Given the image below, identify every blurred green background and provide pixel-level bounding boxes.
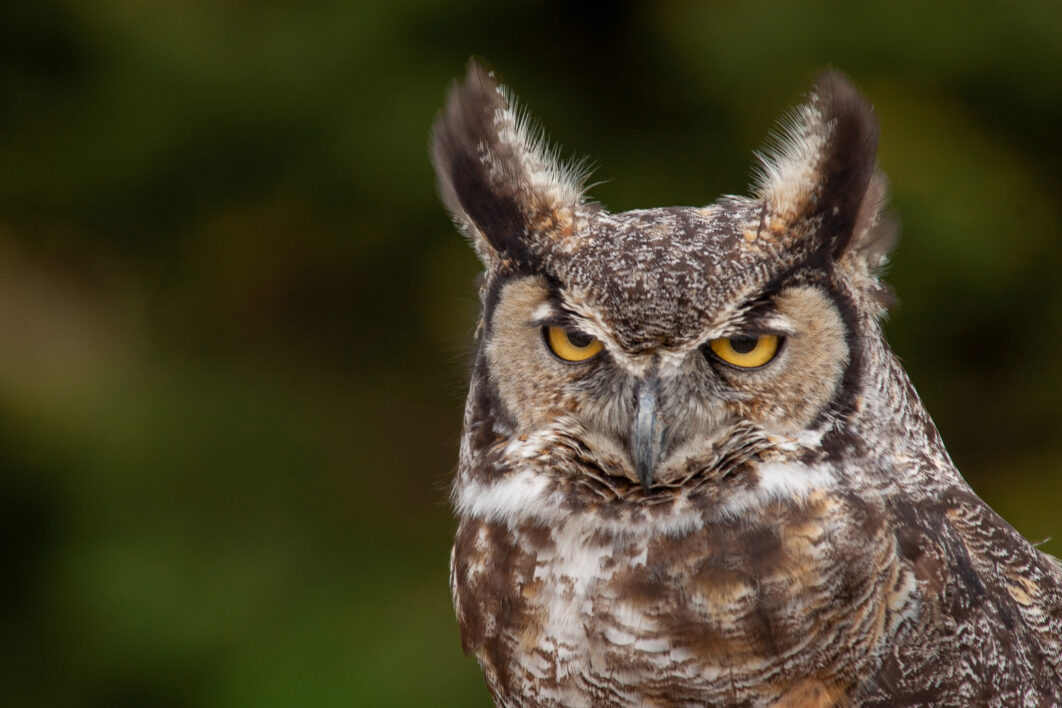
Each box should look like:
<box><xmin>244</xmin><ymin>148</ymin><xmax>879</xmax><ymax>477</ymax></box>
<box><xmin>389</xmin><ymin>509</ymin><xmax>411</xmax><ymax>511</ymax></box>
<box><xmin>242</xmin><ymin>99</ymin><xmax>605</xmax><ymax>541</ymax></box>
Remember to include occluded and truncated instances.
<box><xmin>2</xmin><ymin>1</ymin><xmax>1061</xmax><ymax>705</ymax></box>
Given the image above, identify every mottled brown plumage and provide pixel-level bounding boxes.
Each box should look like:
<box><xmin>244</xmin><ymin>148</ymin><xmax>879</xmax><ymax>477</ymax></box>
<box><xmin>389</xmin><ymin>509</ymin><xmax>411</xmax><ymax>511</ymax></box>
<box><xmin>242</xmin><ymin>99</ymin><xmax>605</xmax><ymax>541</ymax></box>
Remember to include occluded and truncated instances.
<box><xmin>432</xmin><ymin>61</ymin><xmax>1062</xmax><ymax>707</ymax></box>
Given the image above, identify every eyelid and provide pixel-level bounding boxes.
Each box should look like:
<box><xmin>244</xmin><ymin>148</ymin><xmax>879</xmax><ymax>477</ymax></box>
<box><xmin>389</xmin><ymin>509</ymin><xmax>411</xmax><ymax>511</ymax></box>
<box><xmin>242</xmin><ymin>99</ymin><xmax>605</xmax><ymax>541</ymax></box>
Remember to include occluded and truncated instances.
<box><xmin>532</xmin><ymin>310</ymin><xmax>588</xmax><ymax>332</ymax></box>
<box><xmin>739</xmin><ymin>328</ymin><xmax>786</xmax><ymax>339</ymax></box>
<box><xmin>721</xmin><ymin>312</ymin><xmax>794</xmax><ymax>338</ymax></box>
<box><xmin>745</xmin><ymin>312</ymin><xmax>794</xmax><ymax>335</ymax></box>
<box><xmin>711</xmin><ymin>327</ymin><xmax>788</xmax><ymax>343</ymax></box>
<box><xmin>533</xmin><ymin>316</ymin><xmax>575</xmax><ymax>330</ymax></box>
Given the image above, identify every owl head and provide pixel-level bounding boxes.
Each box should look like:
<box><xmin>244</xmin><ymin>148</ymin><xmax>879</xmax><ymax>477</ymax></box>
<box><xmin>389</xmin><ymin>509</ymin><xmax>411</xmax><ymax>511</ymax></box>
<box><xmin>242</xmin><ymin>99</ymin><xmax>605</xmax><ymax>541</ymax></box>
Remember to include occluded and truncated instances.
<box><xmin>432</xmin><ymin>62</ymin><xmax>901</xmax><ymax>515</ymax></box>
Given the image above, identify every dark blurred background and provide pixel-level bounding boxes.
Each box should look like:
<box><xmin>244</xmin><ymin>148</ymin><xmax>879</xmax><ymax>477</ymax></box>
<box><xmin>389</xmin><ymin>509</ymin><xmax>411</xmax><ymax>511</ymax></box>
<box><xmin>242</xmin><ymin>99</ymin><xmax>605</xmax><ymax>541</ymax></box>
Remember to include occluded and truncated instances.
<box><xmin>2</xmin><ymin>1</ymin><xmax>1060</xmax><ymax>705</ymax></box>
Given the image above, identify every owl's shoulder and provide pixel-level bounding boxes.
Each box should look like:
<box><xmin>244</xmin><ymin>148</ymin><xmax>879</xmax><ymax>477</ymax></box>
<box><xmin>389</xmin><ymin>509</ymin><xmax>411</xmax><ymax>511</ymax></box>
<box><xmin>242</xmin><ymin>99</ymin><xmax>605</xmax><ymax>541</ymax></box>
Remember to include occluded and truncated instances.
<box><xmin>860</xmin><ymin>486</ymin><xmax>1062</xmax><ymax>703</ymax></box>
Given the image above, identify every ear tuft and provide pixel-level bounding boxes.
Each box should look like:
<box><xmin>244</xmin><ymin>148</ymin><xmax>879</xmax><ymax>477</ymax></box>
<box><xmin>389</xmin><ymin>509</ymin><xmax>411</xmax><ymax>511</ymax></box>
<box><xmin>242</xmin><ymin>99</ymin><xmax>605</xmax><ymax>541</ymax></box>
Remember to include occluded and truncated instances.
<box><xmin>753</xmin><ymin>71</ymin><xmax>882</xmax><ymax>262</ymax></box>
<box><xmin>849</xmin><ymin>170</ymin><xmax>898</xmax><ymax>269</ymax></box>
<box><xmin>431</xmin><ymin>60</ymin><xmax>587</xmax><ymax>267</ymax></box>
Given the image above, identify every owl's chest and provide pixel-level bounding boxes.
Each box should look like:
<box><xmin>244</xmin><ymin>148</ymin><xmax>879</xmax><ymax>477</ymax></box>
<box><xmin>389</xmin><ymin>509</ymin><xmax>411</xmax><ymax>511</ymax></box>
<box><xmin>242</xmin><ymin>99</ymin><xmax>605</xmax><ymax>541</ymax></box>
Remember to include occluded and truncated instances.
<box><xmin>451</xmin><ymin>491</ymin><xmax>910</xmax><ymax>706</ymax></box>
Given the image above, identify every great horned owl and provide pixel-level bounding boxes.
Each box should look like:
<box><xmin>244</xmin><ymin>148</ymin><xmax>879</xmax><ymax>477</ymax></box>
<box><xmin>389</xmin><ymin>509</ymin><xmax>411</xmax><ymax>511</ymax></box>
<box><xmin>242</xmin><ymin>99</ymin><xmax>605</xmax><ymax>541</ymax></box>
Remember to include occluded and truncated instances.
<box><xmin>431</xmin><ymin>62</ymin><xmax>1062</xmax><ymax>707</ymax></box>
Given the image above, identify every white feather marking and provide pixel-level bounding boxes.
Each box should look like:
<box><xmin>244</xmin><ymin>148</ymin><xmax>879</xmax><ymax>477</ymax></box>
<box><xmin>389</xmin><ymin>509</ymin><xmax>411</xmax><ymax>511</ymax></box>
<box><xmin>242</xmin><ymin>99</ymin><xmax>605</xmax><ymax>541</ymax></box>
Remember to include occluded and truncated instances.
<box><xmin>751</xmin><ymin>97</ymin><xmax>831</xmax><ymax>218</ymax></box>
<box><xmin>530</xmin><ymin>516</ymin><xmax>635</xmax><ymax>696</ymax></box>
<box><xmin>603</xmin><ymin>626</ymin><xmax>636</xmax><ymax>646</ymax></box>
<box><xmin>455</xmin><ymin>468</ymin><xmax>550</xmax><ymax>525</ymax></box>
<box><xmin>460</xmin><ymin>430</ymin><xmax>709</xmax><ymax>535</ymax></box>
<box><xmin>633</xmin><ymin>636</ymin><xmax>670</xmax><ymax>653</ymax></box>
<box><xmin>720</xmin><ymin>461</ymin><xmax>837</xmax><ymax>518</ymax></box>
<box><xmin>531</xmin><ymin>302</ymin><xmax>554</xmax><ymax>321</ymax></box>
<box><xmin>887</xmin><ymin>567</ymin><xmax>920</xmax><ymax>635</ymax></box>
<box><xmin>492</xmin><ymin>84</ymin><xmax>588</xmax><ymax>209</ymax></box>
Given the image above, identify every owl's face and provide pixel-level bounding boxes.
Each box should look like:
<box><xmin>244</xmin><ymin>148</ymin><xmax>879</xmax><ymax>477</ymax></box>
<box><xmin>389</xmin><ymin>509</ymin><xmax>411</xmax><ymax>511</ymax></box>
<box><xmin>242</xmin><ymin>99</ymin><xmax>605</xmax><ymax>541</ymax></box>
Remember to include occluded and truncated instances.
<box><xmin>434</xmin><ymin>64</ymin><xmax>896</xmax><ymax>505</ymax></box>
<box><xmin>484</xmin><ymin>222</ymin><xmax>852</xmax><ymax>491</ymax></box>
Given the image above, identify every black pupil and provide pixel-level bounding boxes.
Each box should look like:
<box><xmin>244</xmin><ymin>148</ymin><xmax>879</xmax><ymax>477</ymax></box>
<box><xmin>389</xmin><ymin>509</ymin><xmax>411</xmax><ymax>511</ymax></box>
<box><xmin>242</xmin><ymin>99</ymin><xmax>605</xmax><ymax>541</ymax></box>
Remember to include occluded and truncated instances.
<box><xmin>729</xmin><ymin>336</ymin><xmax>760</xmax><ymax>354</ymax></box>
<box><xmin>566</xmin><ymin>329</ymin><xmax>594</xmax><ymax>348</ymax></box>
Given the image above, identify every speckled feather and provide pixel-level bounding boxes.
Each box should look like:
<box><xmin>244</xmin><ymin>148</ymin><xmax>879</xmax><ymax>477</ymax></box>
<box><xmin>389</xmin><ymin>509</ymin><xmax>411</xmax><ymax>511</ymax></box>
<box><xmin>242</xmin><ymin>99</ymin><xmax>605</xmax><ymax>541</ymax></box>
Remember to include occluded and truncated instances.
<box><xmin>432</xmin><ymin>62</ymin><xmax>1062</xmax><ymax>707</ymax></box>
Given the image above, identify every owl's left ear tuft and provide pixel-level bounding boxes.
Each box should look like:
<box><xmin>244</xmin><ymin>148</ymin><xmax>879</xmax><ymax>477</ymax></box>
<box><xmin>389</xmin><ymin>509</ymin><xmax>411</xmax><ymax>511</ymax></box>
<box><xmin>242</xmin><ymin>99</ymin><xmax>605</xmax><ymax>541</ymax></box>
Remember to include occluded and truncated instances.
<box><xmin>754</xmin><ymin>71</ymin><xmax>893</xmax><ymax>269</ymax></box>
<box><xmin>431</xmin><ymin>60</ymin><xmax>587</xmax><ymax>269</ymax></box>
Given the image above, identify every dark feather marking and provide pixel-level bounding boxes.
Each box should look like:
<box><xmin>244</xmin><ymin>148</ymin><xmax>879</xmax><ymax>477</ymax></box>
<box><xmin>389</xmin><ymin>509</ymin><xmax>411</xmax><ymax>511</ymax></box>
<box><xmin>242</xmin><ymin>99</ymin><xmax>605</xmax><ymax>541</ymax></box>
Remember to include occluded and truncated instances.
<box><xmin>480</xmin><ymin>269</ymin><xmax>532</xmax><ymax>337</ymax></box>
<box><xmin>466</xmin><ymin>350</ymin><xmax>515</xmax><ymax>454</ymax></box>
<box><xmin>449</xmin><ymin>153</ymin><xmax>536</xmax><ymax>266</ymax></box>
<box><xmin>431</xmin><ymin>61</ymin><xmax>543</xmax><ymax>269</ymax></box>
<box><xmin>453</xmin><ymin>519</ymin><xmax>545</xmax><ymax>700</ymax></box>
<box><xmin>817</xmin><ymin>274</ymin><xmax>872</xmax><ymax>454</ymax></box>
<box><xmin>810</xmin><ymin>71</ymin><xmax>881</xmax><ymax>260</ymax></box>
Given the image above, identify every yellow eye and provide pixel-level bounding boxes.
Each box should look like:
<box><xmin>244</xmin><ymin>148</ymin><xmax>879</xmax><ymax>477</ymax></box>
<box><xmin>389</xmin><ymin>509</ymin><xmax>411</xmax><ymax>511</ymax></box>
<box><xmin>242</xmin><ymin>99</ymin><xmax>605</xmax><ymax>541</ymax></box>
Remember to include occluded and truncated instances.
<box><xmin>708</xmin><ymin>334</ymin><xmax>781</xmax><ymax>369</ymax></box>
<box><xmin>545</xmin><ymin>325</ymin><xmax>603</xmax><ymax>362</ymax></box>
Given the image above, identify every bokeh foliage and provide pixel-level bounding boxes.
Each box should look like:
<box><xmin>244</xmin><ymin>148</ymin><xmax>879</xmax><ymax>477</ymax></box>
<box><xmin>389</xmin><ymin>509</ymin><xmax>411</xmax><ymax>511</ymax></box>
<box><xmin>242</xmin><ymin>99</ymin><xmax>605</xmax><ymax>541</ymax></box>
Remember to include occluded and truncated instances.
<box><xmin>1</xmin><ymin>1</ymin><xmax>1060</xmax><ymax>705</ymax></box>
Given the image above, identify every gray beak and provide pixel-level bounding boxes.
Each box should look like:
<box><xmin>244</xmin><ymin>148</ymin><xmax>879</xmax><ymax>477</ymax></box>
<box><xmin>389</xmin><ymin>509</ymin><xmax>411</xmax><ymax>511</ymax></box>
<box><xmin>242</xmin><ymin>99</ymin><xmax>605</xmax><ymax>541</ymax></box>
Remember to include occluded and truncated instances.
<box><xmin>632</xmin><ymin>377</ymin><xmax>663</xmax><ymax>492</ymax></box>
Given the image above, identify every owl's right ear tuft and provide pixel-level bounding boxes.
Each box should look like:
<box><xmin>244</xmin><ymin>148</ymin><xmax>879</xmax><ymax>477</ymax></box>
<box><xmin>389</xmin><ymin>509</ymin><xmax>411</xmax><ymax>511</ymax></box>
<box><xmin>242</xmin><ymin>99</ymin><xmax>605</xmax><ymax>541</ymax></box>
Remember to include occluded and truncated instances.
<box><xmin>753</xmin><ymin>72</ymin><xmax>889</xmax><ymax>263</ymax></box>
<box><xmin>431</xmin><ymin>60</ymin><xmax>586</xmax><ymax>269</ymax></box>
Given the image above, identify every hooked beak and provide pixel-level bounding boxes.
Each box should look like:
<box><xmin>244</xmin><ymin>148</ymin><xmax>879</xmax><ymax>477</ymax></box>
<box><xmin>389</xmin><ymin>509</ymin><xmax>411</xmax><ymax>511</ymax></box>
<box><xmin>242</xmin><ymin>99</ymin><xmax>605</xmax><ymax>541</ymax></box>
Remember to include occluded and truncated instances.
<box><xmin>631</xmin><ymin>376</ymin><xmax>663</xmax><ymax>492</ymax></box>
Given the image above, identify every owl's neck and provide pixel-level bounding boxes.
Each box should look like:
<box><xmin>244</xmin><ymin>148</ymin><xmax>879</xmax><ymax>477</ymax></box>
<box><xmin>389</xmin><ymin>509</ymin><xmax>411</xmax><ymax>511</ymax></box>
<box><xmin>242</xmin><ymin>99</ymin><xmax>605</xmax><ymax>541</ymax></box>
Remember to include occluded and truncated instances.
<box><xmin>838</xmin><ymin>336</ymin><xmax>961</xmax><ymax>491</ymax></box>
